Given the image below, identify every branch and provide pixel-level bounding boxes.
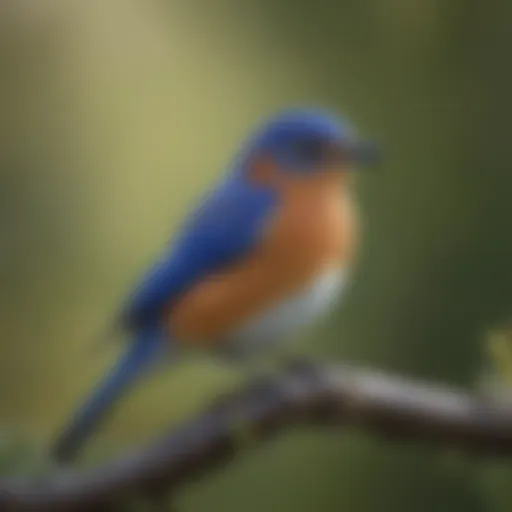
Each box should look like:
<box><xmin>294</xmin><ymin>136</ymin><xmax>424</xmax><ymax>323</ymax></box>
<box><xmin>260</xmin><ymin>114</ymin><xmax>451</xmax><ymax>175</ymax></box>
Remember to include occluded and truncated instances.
<box><xmin>2</xmin><ymin>362</ymin><xmax>512</xmax><ymax>511</ymax></box>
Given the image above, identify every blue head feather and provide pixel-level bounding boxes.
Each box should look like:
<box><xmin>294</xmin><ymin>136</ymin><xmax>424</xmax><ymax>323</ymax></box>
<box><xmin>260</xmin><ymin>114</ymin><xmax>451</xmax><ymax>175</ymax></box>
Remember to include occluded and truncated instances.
<box><xmin>233</xmin><ymin>107</ymin><xmax>378</xmax><ymax>176</ymax></box>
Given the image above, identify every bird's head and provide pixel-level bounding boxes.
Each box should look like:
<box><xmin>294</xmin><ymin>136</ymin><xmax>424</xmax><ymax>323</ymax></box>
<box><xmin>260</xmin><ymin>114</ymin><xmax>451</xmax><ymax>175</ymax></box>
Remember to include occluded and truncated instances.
<box><xmin>238</xmin><ymin>107</ymin><xmax>379</xmax><ymax>188</ymax></box>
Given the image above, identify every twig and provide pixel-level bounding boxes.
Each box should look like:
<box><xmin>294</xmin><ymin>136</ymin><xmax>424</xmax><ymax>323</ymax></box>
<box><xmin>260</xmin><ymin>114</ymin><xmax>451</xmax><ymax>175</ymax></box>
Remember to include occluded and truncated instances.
<box><xmin>1</xmin><ymin>362</ymin><xmax>512</xmax><ymax>511</ymax></box>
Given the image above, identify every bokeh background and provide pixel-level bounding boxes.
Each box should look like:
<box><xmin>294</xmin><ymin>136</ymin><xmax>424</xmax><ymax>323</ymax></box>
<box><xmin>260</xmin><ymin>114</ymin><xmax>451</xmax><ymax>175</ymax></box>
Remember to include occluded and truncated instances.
<box><xmin>1</xmin><ymin>0</ymin><xmax>512</xmax><ymax>510</ymax></box>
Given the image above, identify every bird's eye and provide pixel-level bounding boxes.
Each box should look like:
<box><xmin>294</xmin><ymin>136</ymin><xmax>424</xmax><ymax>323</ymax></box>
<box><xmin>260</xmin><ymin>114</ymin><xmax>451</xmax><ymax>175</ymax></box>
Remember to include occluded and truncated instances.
<box><xmin>293</xmin><ymin>138</ymin><xmax>327</xmax><ymax>162</ymax></box>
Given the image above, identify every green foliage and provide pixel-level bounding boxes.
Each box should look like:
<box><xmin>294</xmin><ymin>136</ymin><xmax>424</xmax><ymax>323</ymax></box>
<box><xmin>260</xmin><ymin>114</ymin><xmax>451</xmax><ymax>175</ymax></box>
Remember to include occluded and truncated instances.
<box><xmin>485</xmin><ymin>326</ymin><xmax>512</xmax><ymax>388</ymax></box>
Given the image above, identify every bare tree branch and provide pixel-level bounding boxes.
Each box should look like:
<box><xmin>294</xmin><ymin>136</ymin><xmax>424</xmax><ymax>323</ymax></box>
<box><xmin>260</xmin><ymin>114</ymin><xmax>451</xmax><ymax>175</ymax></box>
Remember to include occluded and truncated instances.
<box><xmin>2</xmin><ymin>362</ymin><xmax>512</xmax><ymax>511</ymax></box>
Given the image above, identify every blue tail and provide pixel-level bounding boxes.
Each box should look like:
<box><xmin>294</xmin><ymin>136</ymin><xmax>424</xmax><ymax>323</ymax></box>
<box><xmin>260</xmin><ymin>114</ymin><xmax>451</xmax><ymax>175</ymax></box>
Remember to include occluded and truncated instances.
<box><xmin>52</xmin><ymin>327</ymin><xmax>167</xmax><ymax>463</ymax></box>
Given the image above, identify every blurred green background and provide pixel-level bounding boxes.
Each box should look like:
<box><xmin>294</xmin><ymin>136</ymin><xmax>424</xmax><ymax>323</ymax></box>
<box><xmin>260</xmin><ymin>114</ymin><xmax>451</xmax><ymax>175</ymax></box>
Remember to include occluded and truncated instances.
<box><xmin>1</xmin><ymin>0</ymin><xmax>512</xmax><ymax>510</ymax></box>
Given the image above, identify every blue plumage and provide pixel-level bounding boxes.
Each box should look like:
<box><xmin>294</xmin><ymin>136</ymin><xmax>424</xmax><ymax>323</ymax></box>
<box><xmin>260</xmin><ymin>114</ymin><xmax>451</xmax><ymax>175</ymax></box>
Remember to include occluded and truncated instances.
<box><xmin>52</xmin><ymin>178</ymin><xmax>278</xmax><ymax>462</ymax></box>
<box><xmin>124</xmin><ymin>179</ymin><xmax>278</xmax><ymax>330</ymax></box>
<box><xmin>52</xmin><ymin>325</ymin><xmax>166</xmax><ymax>461</ymax></box>
<box><xmin>52</xmin><ymin>107</ymin><xmax>376</xmax><ymax>463</ymax></box>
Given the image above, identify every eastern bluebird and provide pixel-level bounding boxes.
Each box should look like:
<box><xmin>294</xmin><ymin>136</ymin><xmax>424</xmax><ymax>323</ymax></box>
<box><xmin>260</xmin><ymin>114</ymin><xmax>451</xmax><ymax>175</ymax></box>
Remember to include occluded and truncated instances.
<box><xmin>52</xmin><ymin>107</ymin><xmax>379</xmax><ymax>463</ymax></box>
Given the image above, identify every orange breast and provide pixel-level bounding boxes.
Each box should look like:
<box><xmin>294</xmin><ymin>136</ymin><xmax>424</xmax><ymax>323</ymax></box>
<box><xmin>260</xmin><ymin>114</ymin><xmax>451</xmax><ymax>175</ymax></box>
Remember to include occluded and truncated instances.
<box><xmin>168</xmin><ymin>184</ymin><xmax>359</xmax><ymax>346</ymax></box>
<box><xmin>277</xmin><ymin>183</ymin><xmax>358</xmax><ymax>269</ymax></box>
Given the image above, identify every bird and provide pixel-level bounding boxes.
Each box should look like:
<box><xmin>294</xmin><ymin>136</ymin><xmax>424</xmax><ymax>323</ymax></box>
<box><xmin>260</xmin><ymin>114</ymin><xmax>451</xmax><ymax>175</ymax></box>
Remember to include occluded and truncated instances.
<box><xmin>51</xmin><ymin>107</ymin><xmax>379</xmax><ymax>463</ymax></box>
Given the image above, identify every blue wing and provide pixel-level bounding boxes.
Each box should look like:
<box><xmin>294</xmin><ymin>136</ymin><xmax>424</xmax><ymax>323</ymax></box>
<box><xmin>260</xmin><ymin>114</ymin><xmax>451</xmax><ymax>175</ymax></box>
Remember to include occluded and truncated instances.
<box><xmin>51</xmin><ymin>178</ymin><xmax>278</xmax><ymax>463</ymax></box>
<box><xmin>123</xmin><ymin>179</ymin><xmax>278</xmax><ymax>331</ymax></box>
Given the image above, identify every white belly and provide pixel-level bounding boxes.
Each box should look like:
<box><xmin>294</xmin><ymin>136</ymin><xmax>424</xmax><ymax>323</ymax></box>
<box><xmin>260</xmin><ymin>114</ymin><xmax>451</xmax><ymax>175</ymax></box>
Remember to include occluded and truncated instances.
<box><xmin>220</xmin><ymin>267</ymin><xmax>349</xmax><ymax>357</ymax></box>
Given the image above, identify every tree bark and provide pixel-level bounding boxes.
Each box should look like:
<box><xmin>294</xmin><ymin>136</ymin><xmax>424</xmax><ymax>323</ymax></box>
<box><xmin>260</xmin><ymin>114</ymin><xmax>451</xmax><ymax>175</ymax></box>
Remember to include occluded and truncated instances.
<box><xmin>1</xmin><ymin>362</ymin><xmax>512</xmax><ymax>511</ymax></box>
